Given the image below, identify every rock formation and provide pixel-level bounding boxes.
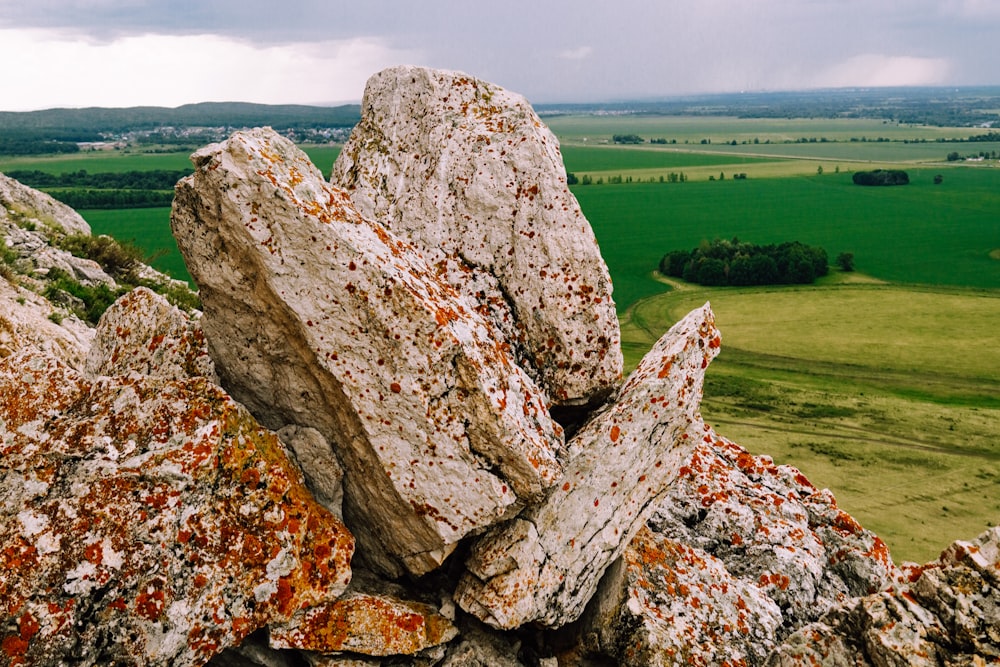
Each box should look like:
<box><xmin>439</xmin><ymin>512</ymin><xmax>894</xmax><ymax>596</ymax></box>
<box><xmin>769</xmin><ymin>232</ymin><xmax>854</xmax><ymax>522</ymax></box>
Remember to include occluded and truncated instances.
<box><xmin>2</xmin><ymin>67</ymin><xmax>998</xmax><ymax>666</ymax></box>
<box><xmin>0</xmin><ymin>349</ymin><xmax>354</xmax><ymax>666</ymax></box>
<box><xmin>332</xmin><ymin>66</ymin><xmax>622</xmax><ymax>410</ymax></box>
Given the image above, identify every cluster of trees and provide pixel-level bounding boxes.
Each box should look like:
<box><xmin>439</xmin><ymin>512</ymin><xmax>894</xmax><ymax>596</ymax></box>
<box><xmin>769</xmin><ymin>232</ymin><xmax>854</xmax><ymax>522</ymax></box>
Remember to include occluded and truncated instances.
<box><xmin>612</xmin><ymin>134</ymin><xmax>643</xmax><ymax>144</ymax></box>
<box><xmin>852</xmin><ymin>169</ymin><xmax>910</xmax><ymax>186</ymax></box>
<box><xmin>567</xmin><ymin>172</ymin><xmax>688</xmax><ymax>185</ymax></box>
<box><xmin>7</xmin><ymin>169</ymin><xmax>191</xmax><ymax>210</ymax></box>
<box><xmin>0</xmin><ymin>136</ymin><xmax>81</xmax><ymax>155</ymax></box>
<box><xmin>660</xmin><ymin>238</ymin><xmax>829</xmax><ymax>286</ymax></box>
<box><xmin>7</xmin><ymin>169</ymin><xmax>189</xmax><ymax>190</ymax></box>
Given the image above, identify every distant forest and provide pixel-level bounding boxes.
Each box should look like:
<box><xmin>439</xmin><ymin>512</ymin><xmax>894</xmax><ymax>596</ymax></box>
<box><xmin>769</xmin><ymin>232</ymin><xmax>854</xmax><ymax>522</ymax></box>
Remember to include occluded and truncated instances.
<box><xmin>0</xmin><ymin>102</ymin><xmax>361</xmax><ymax>155</ymax></box>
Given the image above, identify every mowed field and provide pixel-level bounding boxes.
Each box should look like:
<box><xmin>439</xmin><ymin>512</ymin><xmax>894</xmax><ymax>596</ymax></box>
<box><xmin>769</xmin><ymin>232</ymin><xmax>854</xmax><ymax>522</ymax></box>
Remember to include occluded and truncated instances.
<box><xmin>3</xmin><ymin>118</ymin><xmax>999</xmax><ymax>562</ymax></box>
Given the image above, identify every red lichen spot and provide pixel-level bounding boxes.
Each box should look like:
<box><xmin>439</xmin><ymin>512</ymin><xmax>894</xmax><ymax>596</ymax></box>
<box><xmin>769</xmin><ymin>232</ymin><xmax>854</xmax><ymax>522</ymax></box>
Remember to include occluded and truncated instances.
<box><xmin>135</xmin><ymin>588</ymin><xmax>166</xmax><ymax>621</ymax></box>
<box><xmin>610</xmin><ymin>424</ymin><xmax>621</xmax><ymax>442</ymax></box>
<box><xmin>109</xmin><ymin>597</ymin><xmax>127</xmax><ymax>612</ymax></box>
<box><xmin>562</xmin><ymin>482</ymin><xmax>571</xmax><ymax>492</ymax></box>
<box><xmin>390</xmin><ymin>382</ymin><xmax>402</xmax><ymax>393</ymax></box>
<box><xmin>594</xmin><ymin>498</ymin><xmax>600</xmax><ymax>507</ymax></box>
<box><xmin>83</xmin><ymin>541</ymin><xmax>103</xmax><ymax>565</ymax></box>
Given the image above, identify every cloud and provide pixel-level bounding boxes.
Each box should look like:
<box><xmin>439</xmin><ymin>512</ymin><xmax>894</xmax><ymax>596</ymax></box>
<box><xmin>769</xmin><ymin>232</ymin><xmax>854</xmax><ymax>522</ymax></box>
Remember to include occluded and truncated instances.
<box><xmin>557</xmin><ymin>46</ymin><xmax>593</xmax><ymax>61</ymax></box>
<box><xmin>816</xmin><ymin>54</ymin><xmax>952</xmax><ymax>88</ymax></box>
<box><xmin>0</xmin><ymin>29</ymin><xmax>420</xmax><ymax>109</ymax></box>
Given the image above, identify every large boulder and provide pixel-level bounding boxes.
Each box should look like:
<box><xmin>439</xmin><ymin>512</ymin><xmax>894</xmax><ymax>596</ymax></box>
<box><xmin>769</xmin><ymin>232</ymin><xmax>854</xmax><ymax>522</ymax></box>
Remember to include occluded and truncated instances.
<box><xmin>170</xmin><ymin>127</ymin><xmax>564</xmax><ymax>577</ymax></box>
<box><xmin>767</xmin><ymin>526</ymin><xmax>1000</xmax><ymax>666</ymax></box>
<box><xmin>332</xmin><ymin>66</ymin><xmax>622</xmax><ymax>409</ymax></box>
<box><xmin>0</xmin><ymin>272</ymin><xmax>94</xmax><ymax>369</ymax></box>
<box><xmin>578</xmin><ymin>423</ymin><xmax>898</xmax><ymax>665</ymax></box>
<box><xmin>1</xmin><ymin>172</ymin><xmax>91</xmax><ymax>236</ymax></box>
<box><xmin>455</xmin><ymin>304</ymin><xmax>719</xmax><ymax>629</ymax></box>
<box><xmin>0</xmin><ymin>349</ymin><xmax>354</xmax><ymax>666</ymax></box>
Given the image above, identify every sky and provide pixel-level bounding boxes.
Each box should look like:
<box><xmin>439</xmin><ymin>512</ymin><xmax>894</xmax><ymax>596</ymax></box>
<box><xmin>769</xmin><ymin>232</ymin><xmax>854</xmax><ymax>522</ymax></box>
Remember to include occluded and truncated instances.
<box><xmin>0</xmin><ymin>0</ymin><xmax>998</xmax><ymax>111</ymax></box>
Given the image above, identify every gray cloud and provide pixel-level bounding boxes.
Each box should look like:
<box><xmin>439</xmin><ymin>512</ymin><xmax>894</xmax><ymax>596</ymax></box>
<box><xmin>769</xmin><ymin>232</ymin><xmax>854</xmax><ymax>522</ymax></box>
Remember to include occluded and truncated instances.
<box><xmin>0</xmin><ymin>0</ymin><xmax>997</xmax><ymax>108</ymax></box>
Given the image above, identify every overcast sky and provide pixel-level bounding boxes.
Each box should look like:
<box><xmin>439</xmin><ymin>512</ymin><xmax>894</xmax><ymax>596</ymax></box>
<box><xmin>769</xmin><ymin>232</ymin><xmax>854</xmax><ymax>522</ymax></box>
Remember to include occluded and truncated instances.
<box><xmin>1</xmin><ymin>0</ymin><xmax>998</xmax><ymax>111</ymax></box>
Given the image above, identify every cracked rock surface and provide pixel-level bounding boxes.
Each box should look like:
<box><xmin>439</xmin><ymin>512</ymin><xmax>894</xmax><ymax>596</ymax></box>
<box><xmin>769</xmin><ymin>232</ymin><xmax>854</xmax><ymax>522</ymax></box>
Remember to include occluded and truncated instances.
<box><xmin>170</xmin><ymin>127</ymin><xmax>564</xmax><ymax>577</ymax></box>
<box><xmin>332</xmin><ymin>65</ymin><xmax>622</xmax><ymax>409</ymax></box>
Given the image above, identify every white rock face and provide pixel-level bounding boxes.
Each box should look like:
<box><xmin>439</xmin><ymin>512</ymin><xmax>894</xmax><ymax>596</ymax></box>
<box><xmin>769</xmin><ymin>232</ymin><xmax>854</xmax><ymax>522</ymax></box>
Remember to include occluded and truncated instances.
<box><xmin>84</xmin><ymin>286</ymin><xmax>217</xmax><ymax>382</ymax></box>
<box><xmin>455</xmin><ymin>303</ymin><xmax>720</xmax><ymax>629</ymax></box>
<box><xmin>170</xmin><ymin>128</ymin><xmax>564</xmax><ymax>577</ymax></box>
<box><xmin>332</xmin><ymin>66</ymin><xmax>622</xmax><ymax>408</ymax></box>
<box><xmin>0</xmin><ymin>274</ymin><xmax>94</xmax><ymax>369</ymax></box>
<box><xmin>0</xmin><ymin>172</ymin><xmax>91</xmax><ymax>236</ymax></box>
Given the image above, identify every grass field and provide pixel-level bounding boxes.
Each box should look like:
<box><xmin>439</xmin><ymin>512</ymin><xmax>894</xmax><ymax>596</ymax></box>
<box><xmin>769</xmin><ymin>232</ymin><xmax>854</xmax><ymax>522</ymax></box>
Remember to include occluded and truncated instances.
<box><xmin>80</xmin><ymin>207</ymin><xmax>190</xmax><ymax>282</ymax></box>
<box><xmin>573</xmin><ymin>168</ymin><xmax>1000</xmax><ymax>311</ymax></box>
<box><xmin>621</xmin><ymin>277</ymin><xmax>1000</xmax><ymax>562</ymax></box>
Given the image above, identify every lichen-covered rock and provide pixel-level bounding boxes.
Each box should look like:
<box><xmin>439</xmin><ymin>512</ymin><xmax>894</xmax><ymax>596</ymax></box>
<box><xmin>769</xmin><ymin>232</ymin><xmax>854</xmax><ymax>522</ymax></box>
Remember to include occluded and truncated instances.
<box><xmin>585</xmin><ymin>527</ymin><xmax>782</xmax><ymax>666</ymax></box>
<box><xmin>576</xmin><ymin>422</ymin><xmax>896</xmax><ymax>665</ymax></box>
<box><xmin>767</xmin><ymin>526</ymin><xmax>1000</xmax><ymax>666</ymax></box>
<box><xmin>85</xmin><ymin>286</ymin><xmax>217</xmax><ymax>382</ymax></box>
<box><xmin>648</xmin><ymin>424</ymin><xmax>897</xmax><ymax>634</ymax></box>
<box><xmin>332</xmin><ymin>66</ymin><xmax>622</xmax><ymax>408</ymax></box>
<box><xmin>269</xmin><ymin>592</ymin><xmax>458</xmax><ymax>657</ymax></box>
<box><xmin>170</xmin><ymin>127</ymin><xmax>564</xmax><ymax>577</ymax></box>
<box><xmin>0</xmin><ymin>273</ymin><xmax>94</xmax><ymax>368</ymax></box>
<box><xmin>0</xmin><ymin>349</ymin><xmax>354</xmax><ymax>667</ymax></box>
<box><xmin>455</xmin><ymin>304</ymin><xmax>719</xmax><ymax>629</ymax></box>
<box><xmin>1</xmin><ymin>172</ymin><xmax>91</xmax><ymax>236</ymax></box>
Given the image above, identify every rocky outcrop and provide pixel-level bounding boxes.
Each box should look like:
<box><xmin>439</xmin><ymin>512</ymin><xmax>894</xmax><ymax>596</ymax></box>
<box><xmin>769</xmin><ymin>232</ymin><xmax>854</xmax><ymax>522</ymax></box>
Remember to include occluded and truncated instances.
<box><xmin>2</xmin><ymin>67</ymin><xmax>996</xmax><ymax>667</ymax></box>
<box><xmin>455</xmin><ymin>304</ymin><xmax>719</xmax><ymax>629</ymax></box>
<box><xmin>1</xmin><ymin>172</ymin><xmax>91</xmax><ymax>236</ymax></box>
<box><xmin>332</xmin><ymin>66</ymin><xmax>622</xmax><ymax>409</ymax></box>
<box><xmin>84</xmin><ymin>285</ymin><xmax>217</xmax><ymax>382</ymax></box>
<box><xmin>0</xmin><ymin>274</ymin><xmax>94</xmax><ymax>368</ymax></box>
<box><xmin>0</xmin><ymin>349</ymin><xmax>355</xmax><ymax>666</ymax></box>
<box><xmin>768</xmin><ymin>526</ymin><xmax>1000</xmax><ymax>666</ymax></box>
<box><xmin>577</xmin><ymin>423</ymin><xmax>897</xmax><ymax>665</ymax></box>
<box><xmin>170</xmin><ymin>127</ymin><xmax>564</xmax><ymax>578</ymax></box>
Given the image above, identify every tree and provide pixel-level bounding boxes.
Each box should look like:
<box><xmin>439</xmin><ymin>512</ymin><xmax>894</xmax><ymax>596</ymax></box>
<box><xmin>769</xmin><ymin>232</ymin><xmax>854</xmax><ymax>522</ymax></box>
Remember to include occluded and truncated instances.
<box><xmin>836</xmin><ymin>252</ymin><xmax>855</xmax><ymax>272</ymax></box>
<box><xmin>933</xmin><ymin>174</ymin><xmax>944</xmax><ymax>185</ymax></box>
<box><xmin>816</xmin><ymin>165</ymin><xmax>824</xmax><ymax>175</ymax></box>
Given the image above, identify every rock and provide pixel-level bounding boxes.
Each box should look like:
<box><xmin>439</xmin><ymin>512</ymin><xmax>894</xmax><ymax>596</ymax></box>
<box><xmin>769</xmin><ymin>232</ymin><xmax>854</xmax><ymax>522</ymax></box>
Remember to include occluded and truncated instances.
<box><xmin>438</xmin><ymin>618</ymin><xmax>527</xmax><ymax>667</ymax></box>
<box><xmin>277</xmin><ymin>425</ymin><xmax>345</xmax><ymax>521</ymax></box>
<box><xmin>332</xmin><ymin>66</ymin><xmax>622</xmax><ymax>409</ymax></box>
<box><xmin>455</xmin><ymin>303</ymin><xmax>719</xmax><ymax>629</ymax></box>
<box><xmin>0</xmin><ymin>272</ymin><xmax>94</xmax><ymax>368</ymax></box>
<box><xmin>170</xmin><ymin>127</ymin><xmax>564</xmax><ymax>577</ymax></box>
<box><xmin>767</xmin><ymin>526</ymin><xmax>1000</xmax><ymax>666</ymax></box>
<box><xmin>646</xmin><ymin>423</ymin><xmax>897</xmax><ymax>631</ymax></box>
<box><xmin>0</xmin><ymin>172</ymin><xmax>91</xmax><ymax>236</ymax></box>
<box><xmin>0</xmin><ymin>349</ymin><xmax>354</xmax><ymax>667</ymax></box>
<box><xmin>269</xmin><ymin>592</ymin><xmax>458</xmax><ymax>657</ymax></box>
<box><xmin>584</xmin><ymin>527</ymin><xmax>783</xmax><ymax>665</ymax></box>
<box><xmin>84</xmin><ymin>286</ymin><xmax>218</xmax><ymax>382</ymax></box>
<box><xmin>577</xmin><ymin>422</ymin><xmax>896</xmax><ymax>665</ymax></box>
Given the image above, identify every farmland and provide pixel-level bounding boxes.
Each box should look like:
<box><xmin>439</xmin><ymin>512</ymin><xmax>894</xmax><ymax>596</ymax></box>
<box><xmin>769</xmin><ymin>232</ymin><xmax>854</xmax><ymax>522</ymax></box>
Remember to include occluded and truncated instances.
<box><xmin>3</xmin><ymin>102</ymin><xmax>1000</xmax><ymax>562</ymax></box>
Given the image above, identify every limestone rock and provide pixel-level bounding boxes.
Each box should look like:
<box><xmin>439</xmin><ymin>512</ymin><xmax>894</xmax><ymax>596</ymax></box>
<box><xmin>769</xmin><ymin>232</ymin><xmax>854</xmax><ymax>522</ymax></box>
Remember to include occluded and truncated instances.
<box><xmin>84</xmin><ymin>286</ymin><xmax>218</xmax><ymax>382</ymax></box>
<box><xmin>455</xmin><ymin>303</ymin><xmax>719</xmax><ymax>629</ymax></box>
<box><xmin>578</xmin><ymin>422</ymin><xmax>897</xmax><ymax>665</ymax></box>
<box><xmin>767</xmin><ymin>526</ymin><xmax>1000</xmax><ymax>666</ymax></box>
<box><xmin>0</xmin><ymin>273</ymin><xmax>94</xmax><ymax>368</ymax></box>
<box><xmin>170</xmin><ymin>127</ymin><xmax>564</xmax><ymax>577</ymax></box>
<box><xmin>269</xmin><ymin>592</ymin><xmax>458</xmax><ymax>657</ymax></box>
<box><xmin>1</xmin><ymin>172</ymin><xmax>91</xmax><ymax>236</ymax></box>
<box><xmin>332</xmin><ymin>66</ymin><xmax>622</xmax><ymax>408</ymax></box>
<box><xmin>585</xmin><ymin>527</ymin><xmax>782</xmax><ymax>665</ymax></box>
<box><xmin>277</xmin><ymin>425</ymin><xmax>345</xmax><ymax>521</ymax></box>
<box><xmin>0</xmin><ymin>349</ymin><xmax>354</xmax><ymax>667</ymax></box>
<box><xmin>648</xmin><ymin>425</ymin><xmax>897</xmax><ymax>633</ymax></box>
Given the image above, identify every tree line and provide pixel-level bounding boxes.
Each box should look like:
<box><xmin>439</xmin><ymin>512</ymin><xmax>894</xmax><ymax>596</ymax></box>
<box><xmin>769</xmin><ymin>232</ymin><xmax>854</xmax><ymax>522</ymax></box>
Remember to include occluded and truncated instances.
<box><xmin>7</xmin><ymin>169</ymin><xmax>190</xmax><ymax>190</ymax></box>
<box><xmin>660</xmin><ymin>238</ymin><xmax>830</xmax><ymax>286</ymax></box>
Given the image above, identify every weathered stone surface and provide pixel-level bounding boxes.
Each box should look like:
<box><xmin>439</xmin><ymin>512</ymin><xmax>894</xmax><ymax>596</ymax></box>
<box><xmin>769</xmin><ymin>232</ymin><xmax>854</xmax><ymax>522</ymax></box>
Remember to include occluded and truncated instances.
<box><xmin>332</xmin><ymin>65</ymin><xmax>622</xmax><ymax>408</ymax></box>
<box><xmin>648</xmin><ymin>423</ymin><xmax>897</xmax><ymax>629</ymax></box>
<box><xmin>438</xmin><ymin>618</ymin><xmax>527</xmax><ymax>667</ymax></box>
<box><xmin>85</xmin><ymin>286</ymin><xmax>218</xmax><ymax>382</ymax></box>
<box><xmin>269</xmin><ymin>592</ymin><xmax>458</xmax><ymax>657</ymax></box>
<box><xmin>767</xmin><ymin>526</ymin><xmax>1000</xmax><ymax>666</ymax></box>
<box><xmin>578</xmin><ymin>422</ymin><xmax>897</xmax><ymax>665</ymax></box>
<box><xmin>170</xmin><ymin>127</ymin><xmax>563</xmax><ymax>577</ymax></box>
<box><xmin>277</xmin><ymin>425</ymin><xmax>345</xmax><ymax>521</ymax></box>
<box><xmin>0</xmin><ymin>349</ymin><xmax>354</xmax><ymax>666</ymax></box>
<box><xmin>1</xmin><ymin>172</ymin><xmax>91</xmax><ymax>236</ymax></box>
<box><xmin>455</xmin><ymin>303</ymin><xmax>719</xmax><ymax>629</ymax></box>
<box><xmin>0</xmin><ymin>273</ymin><xmax>94</xmax><ymax>368</ymax></box>
<box><xmin>586</xmin><ymin>526</ymin><xmax>782</xmax><ymax>665</ymax></box>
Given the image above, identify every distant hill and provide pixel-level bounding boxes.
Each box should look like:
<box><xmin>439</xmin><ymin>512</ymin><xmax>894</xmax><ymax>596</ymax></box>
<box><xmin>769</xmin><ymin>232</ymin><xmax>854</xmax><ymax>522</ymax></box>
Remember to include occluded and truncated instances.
<box><xmin>0</xmin><ymin>101</ymin><xmax>361</xmax><ymax>139</ymax></box>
